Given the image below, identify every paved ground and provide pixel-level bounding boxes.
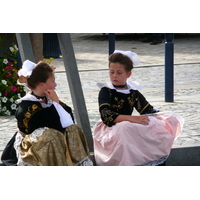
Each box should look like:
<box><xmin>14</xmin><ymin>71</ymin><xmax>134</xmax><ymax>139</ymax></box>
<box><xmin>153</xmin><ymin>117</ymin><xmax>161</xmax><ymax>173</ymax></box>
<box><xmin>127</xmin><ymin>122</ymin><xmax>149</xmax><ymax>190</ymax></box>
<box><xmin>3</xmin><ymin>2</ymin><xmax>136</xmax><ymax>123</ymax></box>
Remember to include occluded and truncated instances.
<box><xmin>0</xmin><ymin>33</ymin><xmax>200</xmax><ymax>157</ymax></box>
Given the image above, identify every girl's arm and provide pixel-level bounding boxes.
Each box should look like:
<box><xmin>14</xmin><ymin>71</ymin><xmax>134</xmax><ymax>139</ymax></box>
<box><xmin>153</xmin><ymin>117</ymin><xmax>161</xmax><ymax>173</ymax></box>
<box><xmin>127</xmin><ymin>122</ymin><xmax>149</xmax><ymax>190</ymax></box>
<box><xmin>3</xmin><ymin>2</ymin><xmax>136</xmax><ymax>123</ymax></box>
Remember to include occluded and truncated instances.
<box><xmin>98</xmin><ymin>88</ymin><xmax>120</xmax><ymax>127</ymax></box>
<box><xmin>98</xmin><ymin>87</ymin><xmax>149</xmax><ymax>126</ymax></box>
<box><xmin>134</xmin><ymin>90</ymin><xmax>158</xmax><ymax>114</ymax></box>
<box><xmin>113</xmin><ymin>114</ymin><xmax>149</xmax><ymax>125</ymax></box>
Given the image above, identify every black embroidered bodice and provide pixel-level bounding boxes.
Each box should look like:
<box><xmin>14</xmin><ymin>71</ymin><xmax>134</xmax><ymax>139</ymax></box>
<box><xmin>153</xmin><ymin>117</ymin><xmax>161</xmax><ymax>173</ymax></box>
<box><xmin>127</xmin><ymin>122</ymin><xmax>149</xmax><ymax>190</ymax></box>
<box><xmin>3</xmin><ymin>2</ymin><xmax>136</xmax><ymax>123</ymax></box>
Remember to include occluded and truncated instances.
<box><xmin>15</xmin><ymin>100</ymin><xmax>74</xmax><ymax>134</ymax></box>
<box><xmin>98</xmin><ymin>87</ymin><xmax>156</xmax><ymax>127</ymax></box>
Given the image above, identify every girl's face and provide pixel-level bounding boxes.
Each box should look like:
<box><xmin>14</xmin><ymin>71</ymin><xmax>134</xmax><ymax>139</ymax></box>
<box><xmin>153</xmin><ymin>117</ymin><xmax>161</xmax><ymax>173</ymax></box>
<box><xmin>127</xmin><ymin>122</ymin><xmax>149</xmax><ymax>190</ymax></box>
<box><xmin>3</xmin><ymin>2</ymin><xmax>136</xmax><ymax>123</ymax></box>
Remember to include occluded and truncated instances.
<box><xmin>109</xmin><ymin>62</ymin><xmax>131</xmax><ymax>85</ymax></box>
<box><xmin>42</xmin><ymin>74</ymin><xmax>57</xmax><ymax>91</ymax></box>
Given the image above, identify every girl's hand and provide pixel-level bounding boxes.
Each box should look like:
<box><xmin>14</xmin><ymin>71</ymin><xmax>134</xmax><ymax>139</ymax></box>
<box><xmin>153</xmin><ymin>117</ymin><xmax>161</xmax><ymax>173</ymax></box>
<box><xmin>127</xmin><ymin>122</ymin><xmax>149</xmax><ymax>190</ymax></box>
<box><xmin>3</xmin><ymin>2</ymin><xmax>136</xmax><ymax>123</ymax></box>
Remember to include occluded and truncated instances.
<box><xmin>44</xmin><ymin>89</ymin><xmax>59</xmax><ymax>103</ymax></box>
<box><xmin>114</xmin><ymin>115</ymin><xmax>150</xmax><ymax>125</ymax></box>
<box><xmin>130</xmin><ymin>115</ymin><xmax>149</xmax><ymax>125</ymax></box>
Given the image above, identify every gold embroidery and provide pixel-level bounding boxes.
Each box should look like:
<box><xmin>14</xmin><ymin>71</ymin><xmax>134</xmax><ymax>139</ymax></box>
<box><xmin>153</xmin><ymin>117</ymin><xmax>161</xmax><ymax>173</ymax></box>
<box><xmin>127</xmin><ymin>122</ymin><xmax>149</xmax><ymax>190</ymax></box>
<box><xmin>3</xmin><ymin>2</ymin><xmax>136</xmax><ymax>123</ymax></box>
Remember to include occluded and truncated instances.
<box><xmin>101</xmin><ymin>108</ymin><xmax>117</xmax><ymax>123</ymax></box>
<box><xmin>136</xmin><ymin>97</ymin><xmax>141</xmax><ymax>110</ymax></box>
<box><xmin>140</xmin><ymin>103</ymin><xmax>150</xmax><ymax>114</ymax></box>
<box><xmin>127</xmin><ymin>96</ymin><xmax>135</xmax><ymax>107</ymax></box>
<box><xmin>24</xmin><ymin>111</ymin><xmax>31</xmax><ymax>119</ymax></box>
<box><xmin>32</xmin><ymin>104</ymin><xmax>39</xmax><ymax>111</ymax></box>
<box><xmin>99</xmin><ymin>103</ymin><xmax>110</xmax><ymax>108</ymax></box>
<box><xmin>23</xmin><ymin>118</ymin><xmax>28</xmax><ymax>128</ymax></box>
<box><xmin>22</xmin><ymin>104</ymin><xmax>41</xmax><ymax>132</ymax></box>
<box><xmin>112</xmin><ymin>98</ymin><xmax>124</xmax><ymax>111</ymax></box>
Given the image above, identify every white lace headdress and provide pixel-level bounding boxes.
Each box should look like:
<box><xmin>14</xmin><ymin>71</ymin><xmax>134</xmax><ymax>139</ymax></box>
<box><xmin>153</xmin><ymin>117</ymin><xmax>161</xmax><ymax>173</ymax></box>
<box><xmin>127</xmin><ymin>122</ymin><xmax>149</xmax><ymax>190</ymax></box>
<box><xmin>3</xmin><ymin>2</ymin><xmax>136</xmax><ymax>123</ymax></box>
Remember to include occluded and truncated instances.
<box><xmin>17</xmin><ymin>60</ymin><xmax>36</xmax><ymax>87</ymax></box>
<box><xmin>97</xmin><ymin>50</ymin><xmax>142</xmax><ymax>91</ymax></box>
<box><xmin>18</xmin><ymin>60</ymin><xmax>36</xmax><ymax>77</ymax></box>
<box><xmin>114</xmin><ymin>50</ymin><xmax>140</xmax><ymax>65</ymax></box>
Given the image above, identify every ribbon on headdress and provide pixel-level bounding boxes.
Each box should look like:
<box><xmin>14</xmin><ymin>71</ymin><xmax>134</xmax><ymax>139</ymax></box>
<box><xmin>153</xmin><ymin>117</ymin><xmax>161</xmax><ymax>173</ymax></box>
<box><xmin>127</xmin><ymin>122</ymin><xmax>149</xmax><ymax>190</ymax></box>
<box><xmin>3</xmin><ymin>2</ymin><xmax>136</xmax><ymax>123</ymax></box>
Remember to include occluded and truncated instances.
<box><xmin>18</xmin><ymin>60</ymin><xmax>36</xmax><ymax>77</ymax></box>
<box><xmin>114</xmin><ymin>50</ymin><xmax>140</xmax><ymax>65</ymax></box>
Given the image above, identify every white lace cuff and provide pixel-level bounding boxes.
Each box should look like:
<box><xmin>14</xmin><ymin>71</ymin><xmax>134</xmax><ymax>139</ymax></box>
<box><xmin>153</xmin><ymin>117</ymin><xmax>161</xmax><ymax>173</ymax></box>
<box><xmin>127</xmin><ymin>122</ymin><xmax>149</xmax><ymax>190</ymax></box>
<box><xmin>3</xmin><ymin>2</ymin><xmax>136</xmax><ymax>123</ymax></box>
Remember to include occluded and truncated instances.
<box><xmin>53</xmin><ymin>102</ymin><xmax>74</xmax><ymax>128</ymax></box>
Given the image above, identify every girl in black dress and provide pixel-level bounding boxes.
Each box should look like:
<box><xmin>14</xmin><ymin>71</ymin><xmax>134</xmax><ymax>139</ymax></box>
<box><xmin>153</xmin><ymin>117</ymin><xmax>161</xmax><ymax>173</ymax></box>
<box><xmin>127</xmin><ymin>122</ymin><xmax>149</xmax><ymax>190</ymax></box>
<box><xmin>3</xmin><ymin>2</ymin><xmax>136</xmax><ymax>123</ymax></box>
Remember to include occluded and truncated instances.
<box><xmin>1</xmin><ymin>60</ymin><xmax>93</xmax><ymax>166</ymax></box>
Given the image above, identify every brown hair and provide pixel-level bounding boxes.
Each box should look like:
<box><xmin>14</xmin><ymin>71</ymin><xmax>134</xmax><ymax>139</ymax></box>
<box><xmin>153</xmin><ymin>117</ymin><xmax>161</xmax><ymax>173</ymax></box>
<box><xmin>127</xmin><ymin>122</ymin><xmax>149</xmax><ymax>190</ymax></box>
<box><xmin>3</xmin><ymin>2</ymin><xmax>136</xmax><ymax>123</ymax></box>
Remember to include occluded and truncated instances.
<box><xmin>108</xmin><ymin>53</ymin><xmax>133</xmax><ymax>72</ymax></box>
<box><xmin>27</xmin><ymin>61</ymin><xmax>54</xmax><ymax>89</ymax></box>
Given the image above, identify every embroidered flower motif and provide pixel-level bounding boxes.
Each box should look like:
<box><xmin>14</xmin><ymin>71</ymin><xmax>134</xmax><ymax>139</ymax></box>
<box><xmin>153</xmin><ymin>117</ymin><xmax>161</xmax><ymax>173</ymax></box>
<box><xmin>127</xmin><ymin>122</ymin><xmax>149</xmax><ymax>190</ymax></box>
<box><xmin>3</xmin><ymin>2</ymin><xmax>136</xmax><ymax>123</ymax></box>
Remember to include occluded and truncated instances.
<box><xmin>32</xmin><ymin>104</ymin><xmax>39</xmax><ymax>111</ymax></box>
<box><xmin>112</xmin><ymin>97</ymin><xmax>124</xmax><ymax>111</ymax></box>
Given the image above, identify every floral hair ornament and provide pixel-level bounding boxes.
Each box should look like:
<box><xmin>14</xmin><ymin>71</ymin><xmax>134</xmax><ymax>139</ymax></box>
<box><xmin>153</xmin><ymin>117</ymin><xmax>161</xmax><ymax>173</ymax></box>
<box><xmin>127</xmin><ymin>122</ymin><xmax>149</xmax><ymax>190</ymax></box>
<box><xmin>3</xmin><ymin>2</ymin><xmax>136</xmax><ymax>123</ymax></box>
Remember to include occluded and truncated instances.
<box><xmin>17</xmin><ymin>60</ymin><xmax>36</xmax><ymax>85</ymax></box>
<box><xmin>113</xmin><ymin>50</ymin><xmax>140</xmax><ymax>65</ymax></box>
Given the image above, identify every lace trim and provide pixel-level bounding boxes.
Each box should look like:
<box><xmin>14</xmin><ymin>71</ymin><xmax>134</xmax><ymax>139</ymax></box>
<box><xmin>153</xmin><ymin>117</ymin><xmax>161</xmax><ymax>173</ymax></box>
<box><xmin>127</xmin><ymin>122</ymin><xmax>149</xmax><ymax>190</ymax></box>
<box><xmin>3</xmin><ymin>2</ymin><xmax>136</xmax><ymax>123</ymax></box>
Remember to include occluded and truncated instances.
<box><xmin>14</xmin><ymin>127</ymin><xmax>49</xmax><ymax>166</ymax></box>
<box><xmin>75</xmin><ymin>157</ymin><xmax>93</xmax><ymax>166</ymax></box>
<box><xmin>97</xmin><ymin>79</ymin><xmax>142</xmax><ymax>92</ymax></box>
<box><xmin>136</xmin><ymin>156</ymin><xmax>168</xmax><ymax>166</ymax></box>
<box><xmin>29</xmin><ymin>127</ymin><xmax>49</xmax><ymax>141</ymax></box>
<box><xmin>14</xmin><ymin>128</ymin><xmax>93</xmax><ymax>166</ymax></box>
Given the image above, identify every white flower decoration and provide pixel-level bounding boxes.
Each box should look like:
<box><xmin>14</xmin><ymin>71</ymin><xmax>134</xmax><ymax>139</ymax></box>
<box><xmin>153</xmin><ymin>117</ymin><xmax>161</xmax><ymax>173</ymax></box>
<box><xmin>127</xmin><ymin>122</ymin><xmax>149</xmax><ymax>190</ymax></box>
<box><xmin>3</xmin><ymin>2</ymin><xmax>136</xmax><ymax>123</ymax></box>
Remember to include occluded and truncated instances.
<box><xmin>1</xmin><ymin>80</ymin><xmax>7</xmax><ymax>85</ymax></box>
<box><xmin>10</xmin><ymin>97</ymin><xmax>14</xmax><ymax>103</ymax></box>
<box><xmin>2</xmin><ymin>97</ymin><xmax>8</xmax><ymax>103</ymax></box>
<box><xmin>18</xmin><ymin>93</ymin><xmax>21</xmax><ymax>99</ymax></box>
<box><xmin>5</xmin><ymin>110</ymin><xmax>11</xmax><ymax>115</ymax></box>
<box><xmin>11</xmin><ymin>104</ymin><xmax>17</xmax><ymax>110</ymax></box>
<box><xmin>14</xmin><ymin>45</ymin><xmax>18</xmax><ymax>50</ymax></box>
<box><xmin>3</xmin><ymin>59</ymin><xmax>8</xmax><ymax>64</ymax></box>
<box><xmin>2</xmin><ymin>106</ymin><xmax>7</xmax><ymax>111</ymax></box>
<box><xmin>9</xmin><ymin>47</ymin><xmax>14</xmax><ymax>52</ymax></box>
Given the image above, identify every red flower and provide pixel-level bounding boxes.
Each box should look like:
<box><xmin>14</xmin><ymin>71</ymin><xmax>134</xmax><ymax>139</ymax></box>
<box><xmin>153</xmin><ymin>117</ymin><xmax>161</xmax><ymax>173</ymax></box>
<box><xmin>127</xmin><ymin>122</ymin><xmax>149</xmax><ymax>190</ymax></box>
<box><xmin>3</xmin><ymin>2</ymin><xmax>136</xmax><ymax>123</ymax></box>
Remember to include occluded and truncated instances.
<box><xmin>11</xmin><ymin>86</ymin><xmax>18</xmax><ymax>91</ymax></box>
<box><xmin>4</xmin><ymin>66</ymin><xmax>12</xmax><ymax>70</ymax></box>
<box><xmin>4</xmin><ymin>90</ymin><xmax>8</xmax><ymax>96</ymax></box>
<box><xmin>6</xmin><ymin>72</ymin><xmax>11</xmax><ymax>77</ymax></box>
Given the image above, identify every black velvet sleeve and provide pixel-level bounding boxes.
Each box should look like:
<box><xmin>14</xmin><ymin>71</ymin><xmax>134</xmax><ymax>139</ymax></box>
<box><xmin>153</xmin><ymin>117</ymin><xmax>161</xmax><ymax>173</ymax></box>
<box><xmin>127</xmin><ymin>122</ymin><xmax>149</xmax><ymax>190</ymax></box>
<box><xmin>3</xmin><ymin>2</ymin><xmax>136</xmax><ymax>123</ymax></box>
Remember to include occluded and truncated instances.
<box><xmin>133</xmin><ymin>90</ymin><xmax>158</xmax><ymax>114</ymax></box>
<box><xmin>98</xmin><ymin>87</ymin><xmax>119</xmax><ymax>127</ymax></box>
<box><xmin>16</xmin><ymin>101</ymin><xmax>65</xmax><ymax>134</ymax></box>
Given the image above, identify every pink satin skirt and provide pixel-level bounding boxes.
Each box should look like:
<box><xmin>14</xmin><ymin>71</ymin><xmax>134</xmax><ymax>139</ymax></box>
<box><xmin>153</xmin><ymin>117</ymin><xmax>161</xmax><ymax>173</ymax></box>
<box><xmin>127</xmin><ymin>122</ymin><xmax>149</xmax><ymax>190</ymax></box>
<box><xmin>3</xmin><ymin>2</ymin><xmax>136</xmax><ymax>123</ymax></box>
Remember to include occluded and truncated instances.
<box><xmin>93</xmin><ymin>112</ymin><xmax>184</xmax><ymax>166</ymax></box>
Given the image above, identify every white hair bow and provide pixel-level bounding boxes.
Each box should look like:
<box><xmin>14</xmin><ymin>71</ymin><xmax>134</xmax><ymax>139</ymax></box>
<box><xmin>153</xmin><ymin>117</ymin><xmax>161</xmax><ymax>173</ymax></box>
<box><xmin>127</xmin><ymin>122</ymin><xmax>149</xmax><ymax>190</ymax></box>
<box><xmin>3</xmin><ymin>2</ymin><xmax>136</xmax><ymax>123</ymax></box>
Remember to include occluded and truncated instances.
<box><xmin>114</xmin><ymin>50</ymin><xmax>140</xmax><ymax>65</ymax></box>
<box><xmin>18</xmin><ymin>60</ymin><xmax>36</xmax><ymax>77</ymax></box>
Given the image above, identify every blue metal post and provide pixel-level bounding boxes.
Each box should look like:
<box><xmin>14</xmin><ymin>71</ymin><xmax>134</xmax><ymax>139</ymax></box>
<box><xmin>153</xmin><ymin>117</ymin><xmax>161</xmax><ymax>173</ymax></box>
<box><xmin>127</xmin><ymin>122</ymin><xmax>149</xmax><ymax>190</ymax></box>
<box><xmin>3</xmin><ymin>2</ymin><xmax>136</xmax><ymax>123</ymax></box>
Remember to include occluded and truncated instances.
<box><xmin>165</xmin><ymin>33</ymin><xmax>174</xmax><ymax>102</ymax></box>
<box><xmin>108</xmin><ymin>33</ymin><xmax>115</xmax><ymax>55</ymax></box>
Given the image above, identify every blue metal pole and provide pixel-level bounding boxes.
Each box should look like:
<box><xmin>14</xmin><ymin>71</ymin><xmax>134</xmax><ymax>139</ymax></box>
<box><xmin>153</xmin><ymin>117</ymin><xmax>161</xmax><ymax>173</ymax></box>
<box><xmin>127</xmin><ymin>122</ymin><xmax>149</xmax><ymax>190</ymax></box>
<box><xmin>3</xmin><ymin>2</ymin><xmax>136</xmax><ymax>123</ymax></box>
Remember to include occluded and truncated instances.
<box><xmin>165</xmin><ymin>33</ymin><xmax>174</xmax><ymax>102</ymax></box>
<box><xmin>108</xmin><ymin>33</ymin><xmax>115</xmax><ymax>55</ymax></box>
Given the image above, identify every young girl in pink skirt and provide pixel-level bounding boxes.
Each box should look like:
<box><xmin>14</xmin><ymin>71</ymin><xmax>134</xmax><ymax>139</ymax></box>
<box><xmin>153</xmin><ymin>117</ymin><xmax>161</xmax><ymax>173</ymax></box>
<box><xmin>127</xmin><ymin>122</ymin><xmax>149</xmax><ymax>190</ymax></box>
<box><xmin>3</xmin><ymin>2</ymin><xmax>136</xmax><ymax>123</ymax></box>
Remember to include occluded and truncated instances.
<box><xmin>93</xmin><ymin>50</ymin><xmax>184</xmax><ymax>166</ymax></box>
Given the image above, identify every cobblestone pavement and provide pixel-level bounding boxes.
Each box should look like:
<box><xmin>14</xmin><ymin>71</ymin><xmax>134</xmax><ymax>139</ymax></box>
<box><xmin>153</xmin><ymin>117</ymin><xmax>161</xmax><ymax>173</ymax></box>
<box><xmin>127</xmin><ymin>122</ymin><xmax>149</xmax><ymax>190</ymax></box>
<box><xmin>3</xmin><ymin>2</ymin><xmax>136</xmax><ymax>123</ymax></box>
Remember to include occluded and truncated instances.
<box><xmin>0</xmin><ymin>33</ymin><xmax>200</xmax><ymax>156</ymax></box>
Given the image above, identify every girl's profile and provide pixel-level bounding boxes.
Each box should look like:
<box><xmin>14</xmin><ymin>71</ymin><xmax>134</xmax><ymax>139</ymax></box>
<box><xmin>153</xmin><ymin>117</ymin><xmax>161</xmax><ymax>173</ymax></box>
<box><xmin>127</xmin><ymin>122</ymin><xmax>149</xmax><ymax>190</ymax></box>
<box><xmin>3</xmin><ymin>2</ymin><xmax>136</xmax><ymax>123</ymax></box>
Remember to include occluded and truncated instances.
<box><xmin>1</xmin><ymin>60</ymin><xmax>93</xmax><ymax>166</ymax></box>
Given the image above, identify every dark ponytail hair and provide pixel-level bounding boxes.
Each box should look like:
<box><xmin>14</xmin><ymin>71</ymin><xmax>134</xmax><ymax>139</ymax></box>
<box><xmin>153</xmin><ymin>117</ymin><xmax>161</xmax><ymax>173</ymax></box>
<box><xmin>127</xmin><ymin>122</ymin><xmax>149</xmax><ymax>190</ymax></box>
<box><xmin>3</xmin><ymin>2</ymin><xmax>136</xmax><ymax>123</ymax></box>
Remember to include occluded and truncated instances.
<box><xmin>27</xmin><ymin>61</ymin><xmax>54</xmax><ymax>89</ymax></box>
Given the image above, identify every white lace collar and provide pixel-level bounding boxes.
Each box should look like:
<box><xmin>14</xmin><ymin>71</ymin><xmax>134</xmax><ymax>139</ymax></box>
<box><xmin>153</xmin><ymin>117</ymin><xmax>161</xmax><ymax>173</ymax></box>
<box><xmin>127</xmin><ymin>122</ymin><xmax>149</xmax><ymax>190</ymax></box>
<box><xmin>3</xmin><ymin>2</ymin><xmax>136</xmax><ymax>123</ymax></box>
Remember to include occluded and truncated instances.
<box><xmin>97</xmin><ymin>78</ymin><xmax>142</xmax><ymax>94</ymax></box>
<box><xmin>16</xmin><ymin>92</ymin><xmax>52</xmax><ymax>105</ymax></box>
